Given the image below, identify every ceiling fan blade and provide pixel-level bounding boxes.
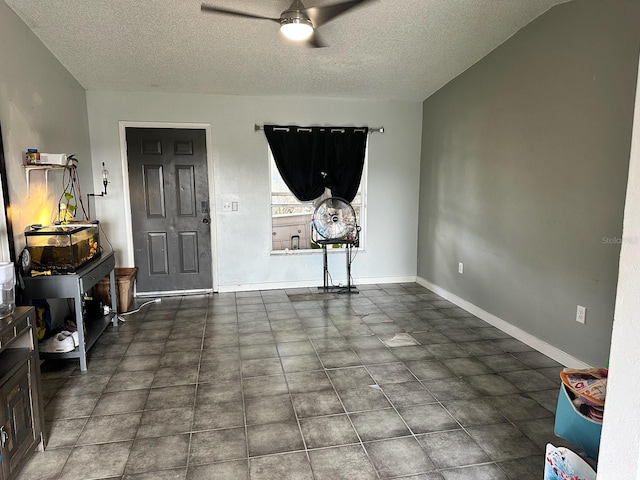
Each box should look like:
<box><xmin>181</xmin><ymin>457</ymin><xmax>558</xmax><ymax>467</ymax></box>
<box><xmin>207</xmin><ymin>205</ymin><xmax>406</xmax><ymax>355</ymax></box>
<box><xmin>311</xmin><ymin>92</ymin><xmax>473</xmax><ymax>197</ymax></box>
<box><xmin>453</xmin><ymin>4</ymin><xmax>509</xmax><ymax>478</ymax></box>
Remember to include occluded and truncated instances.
<box><xmin>200</xmin><ymin>4</ymin><xmax>280</xmax><ymax>23</ymax></box>
<box><xmin>305</xmin><ymin>0</ymin><xmax>375</xmax><ymax>28</ymax></box>
<box><xmin>307</xmin><ymin>31</ymin><xmax>327</xmax><ymax>48</ymax></box>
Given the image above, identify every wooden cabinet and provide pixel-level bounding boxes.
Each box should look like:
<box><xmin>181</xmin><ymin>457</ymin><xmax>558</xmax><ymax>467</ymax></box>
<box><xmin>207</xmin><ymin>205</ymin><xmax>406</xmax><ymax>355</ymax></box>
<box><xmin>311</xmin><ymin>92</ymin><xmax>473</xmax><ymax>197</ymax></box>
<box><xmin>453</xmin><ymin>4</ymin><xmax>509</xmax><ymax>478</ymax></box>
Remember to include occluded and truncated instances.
<box><xmin>0</xmin><ymin>307</ymin><xmax>45</xmax><ymax>480</ymax></box>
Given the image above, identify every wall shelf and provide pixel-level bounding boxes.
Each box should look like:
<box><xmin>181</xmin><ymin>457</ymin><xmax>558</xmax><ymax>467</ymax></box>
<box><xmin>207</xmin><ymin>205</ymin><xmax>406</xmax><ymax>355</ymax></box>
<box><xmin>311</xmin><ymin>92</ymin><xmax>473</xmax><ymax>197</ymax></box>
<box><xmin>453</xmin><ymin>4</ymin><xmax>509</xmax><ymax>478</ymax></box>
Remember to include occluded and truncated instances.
<box><xmin>22</xmin><ymin>165</ymin><xmax>67</xmax><ymax>195</ymax></box>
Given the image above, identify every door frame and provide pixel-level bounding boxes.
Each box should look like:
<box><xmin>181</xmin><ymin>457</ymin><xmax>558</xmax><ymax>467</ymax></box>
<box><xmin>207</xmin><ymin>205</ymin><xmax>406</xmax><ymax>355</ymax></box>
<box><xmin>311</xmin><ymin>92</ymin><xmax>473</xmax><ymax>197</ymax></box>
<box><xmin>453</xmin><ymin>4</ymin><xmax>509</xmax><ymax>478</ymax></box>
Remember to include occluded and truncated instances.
<box><xmin>118</xmin><ymin>121</ymin><xmax>219</xmax><ymax>293</ymax></box>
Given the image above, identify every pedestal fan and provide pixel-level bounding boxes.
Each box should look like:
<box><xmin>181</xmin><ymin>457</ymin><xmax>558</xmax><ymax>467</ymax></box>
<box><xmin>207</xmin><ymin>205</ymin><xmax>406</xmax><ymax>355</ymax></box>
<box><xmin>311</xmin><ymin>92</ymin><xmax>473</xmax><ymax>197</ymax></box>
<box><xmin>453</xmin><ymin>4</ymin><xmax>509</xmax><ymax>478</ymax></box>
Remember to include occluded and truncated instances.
<box><xmin>312</xmin><ymin>197</ymin><xmax>360</xmax><ymax>292</ymax></box>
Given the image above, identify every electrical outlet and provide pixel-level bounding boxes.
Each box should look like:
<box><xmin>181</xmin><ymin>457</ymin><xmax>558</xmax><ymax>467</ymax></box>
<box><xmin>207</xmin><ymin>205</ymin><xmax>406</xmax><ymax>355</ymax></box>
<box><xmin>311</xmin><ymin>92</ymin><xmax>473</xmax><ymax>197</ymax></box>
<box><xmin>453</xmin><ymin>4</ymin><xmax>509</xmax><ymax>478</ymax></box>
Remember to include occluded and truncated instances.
<box><xmin>458</xmin><ymin>262</ymin><xmax>464</xmax><ymax>274</ymax></box>
<box><xmin>576</xmin><ymin>305</ymin><xmax>586</xmax><ymax>324</ymax></box>
<box><xmin>222</xmin><ymin>201</ymin><xmax>232</xmax><ymax>212</ymax></box>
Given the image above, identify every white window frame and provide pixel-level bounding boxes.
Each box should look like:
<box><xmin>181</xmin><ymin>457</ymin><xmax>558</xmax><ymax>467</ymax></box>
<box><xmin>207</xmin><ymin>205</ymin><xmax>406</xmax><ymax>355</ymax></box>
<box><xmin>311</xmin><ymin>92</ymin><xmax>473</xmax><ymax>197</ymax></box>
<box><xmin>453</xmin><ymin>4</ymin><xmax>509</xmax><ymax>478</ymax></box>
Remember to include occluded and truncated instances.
<box><xmin>269</xmin><ymin>146</ymin><xmax>367</xmax><ymax>254</ymax></box>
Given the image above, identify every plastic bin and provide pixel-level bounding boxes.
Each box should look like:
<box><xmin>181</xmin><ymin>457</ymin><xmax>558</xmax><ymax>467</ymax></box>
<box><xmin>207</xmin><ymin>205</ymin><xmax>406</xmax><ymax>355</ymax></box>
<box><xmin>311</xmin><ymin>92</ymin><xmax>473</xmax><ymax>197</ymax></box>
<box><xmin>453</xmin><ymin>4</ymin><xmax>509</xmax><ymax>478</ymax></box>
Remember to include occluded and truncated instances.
<box><xmin>93</xmin><ymin>267</ymin><xmax>137</xmax><ymax>313</ymax></box>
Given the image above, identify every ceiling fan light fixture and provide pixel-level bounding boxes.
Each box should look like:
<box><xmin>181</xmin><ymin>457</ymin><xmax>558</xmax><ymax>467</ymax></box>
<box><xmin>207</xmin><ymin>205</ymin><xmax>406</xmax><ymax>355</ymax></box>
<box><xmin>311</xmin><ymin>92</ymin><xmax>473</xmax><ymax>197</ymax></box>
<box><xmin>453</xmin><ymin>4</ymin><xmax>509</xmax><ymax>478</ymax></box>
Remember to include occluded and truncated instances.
<box><xmin>280</xmin><ymin>16</ymin><xmax>314</xmax><ymax>41</ymax></box>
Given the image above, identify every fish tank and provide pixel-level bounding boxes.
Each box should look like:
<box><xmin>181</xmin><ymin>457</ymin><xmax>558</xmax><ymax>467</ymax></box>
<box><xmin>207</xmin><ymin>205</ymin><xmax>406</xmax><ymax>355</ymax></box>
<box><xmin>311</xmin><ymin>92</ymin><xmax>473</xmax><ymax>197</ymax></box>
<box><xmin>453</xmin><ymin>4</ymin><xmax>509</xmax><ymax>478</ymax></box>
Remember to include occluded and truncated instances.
<box><xmin>25</xmin><ymin>221</ymin><xmax>100</xmax><ymax>273</ymax></box>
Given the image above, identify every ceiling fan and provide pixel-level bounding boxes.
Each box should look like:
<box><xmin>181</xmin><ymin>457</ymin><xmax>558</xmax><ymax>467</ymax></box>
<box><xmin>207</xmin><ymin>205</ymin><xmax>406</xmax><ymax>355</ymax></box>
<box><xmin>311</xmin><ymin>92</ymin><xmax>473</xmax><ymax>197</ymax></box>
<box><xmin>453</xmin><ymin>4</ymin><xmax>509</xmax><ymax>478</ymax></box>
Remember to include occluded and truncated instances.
<box><xmin>200</xmin><ymin>0</ymin><xmax>375</xmax><ymax>48</ymax></box>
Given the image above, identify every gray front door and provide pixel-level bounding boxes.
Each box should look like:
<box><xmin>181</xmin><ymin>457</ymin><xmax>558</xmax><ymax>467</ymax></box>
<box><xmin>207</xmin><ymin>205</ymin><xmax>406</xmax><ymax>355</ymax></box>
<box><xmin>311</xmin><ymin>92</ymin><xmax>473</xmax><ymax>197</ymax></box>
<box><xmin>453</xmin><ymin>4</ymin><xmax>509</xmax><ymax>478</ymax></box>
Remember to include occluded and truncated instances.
<box><xmin>126</xmin><ymin>127</ymin><xmax>213</xmax><ymax>295</ymax></box>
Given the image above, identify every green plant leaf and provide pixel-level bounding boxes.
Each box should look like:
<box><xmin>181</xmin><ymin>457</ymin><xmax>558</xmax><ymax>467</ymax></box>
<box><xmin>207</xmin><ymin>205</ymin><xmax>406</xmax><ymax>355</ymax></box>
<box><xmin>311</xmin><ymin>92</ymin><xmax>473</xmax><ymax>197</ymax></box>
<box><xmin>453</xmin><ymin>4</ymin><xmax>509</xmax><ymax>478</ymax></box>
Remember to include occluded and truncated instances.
<box><xmin>64</xmin><ymin>192</ymin><xmax>74</xmax><ymax>200</ymax></box>
<box><xmin>67</xmin><ymin>205</ymin><xmax>77</xmax><ymax>213</ymax></box>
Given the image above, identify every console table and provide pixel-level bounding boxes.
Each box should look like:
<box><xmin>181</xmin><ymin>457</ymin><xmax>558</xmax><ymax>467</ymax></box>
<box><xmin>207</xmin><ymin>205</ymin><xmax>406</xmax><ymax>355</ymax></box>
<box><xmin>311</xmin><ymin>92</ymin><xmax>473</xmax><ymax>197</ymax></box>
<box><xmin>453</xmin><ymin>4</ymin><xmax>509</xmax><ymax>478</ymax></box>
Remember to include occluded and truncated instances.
<box><xmin>21</xmin><ymin>251</ymin><xmax>118</xmax><ymax>371</ymax></box>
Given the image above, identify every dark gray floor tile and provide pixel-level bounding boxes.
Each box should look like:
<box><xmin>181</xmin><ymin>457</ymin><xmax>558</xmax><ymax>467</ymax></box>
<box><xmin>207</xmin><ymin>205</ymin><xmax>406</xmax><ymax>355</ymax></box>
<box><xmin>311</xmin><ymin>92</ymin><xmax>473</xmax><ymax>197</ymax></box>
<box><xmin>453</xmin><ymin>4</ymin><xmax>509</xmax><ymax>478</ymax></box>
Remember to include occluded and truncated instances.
<box><xmin>198</xmin><ymin>361</ymin><xmax>241</xmax><ymax>383</ymax></box>
<box><xmin>388</xmin><ymin>345</ymin><xmax>434</xmax><ymax>361</ymax></box>
<box><xmin>281</xmin><ymin>354</ymin><xmax>324</xmax><ymax>373</ymax></box>
<box><xmin>366</xmin><ymin>362</ymin><xmax>416</xmax><ymax>384</ymax></box>
<box><xmin>126</xmin><ymin>434</ymin><xmax>190</xmax><ymax>474</ymax></box>
<box><xmin>137</xmin><ymin>407</ymin><xmax>193</xmax><ymax>438</ymax></box>
<box><xmin>188</xmin><ymin>460</ymin><xmax>248</xmax><ymax>480</ymax></box>
<box><xmin>319</xmin><ymin>350</ymin><xmax>362</xmax><ymax>368</ymax></box>
<box><xmin>355</xmin><ymin>348</ymin><xmax>400</xmax><ymax>365</ymax></box>
<box><xmin>499</xmin><ymin>369</ymin><xmax>558</xmax><ymax>392</ymax></box>
<box><xmin>442</xmin><ymin>399</ymin><xmax>506</xmax><ymax>427</ymax></box>
<box><xmin>514</xmin><ymin>417</ymin><xmax>563</xmax><ymax>449</ymax></box>
<box><xmin>247</xmin><ymin>421</ymin><xmax>305</xmax><ymax>457</ymax></box>
<box><xmin>308</xmin><ymin>445</ymin><xmax>378</xmax><ymax>480</ymax></box>
<box><xmin>153</xmin><ymin>366</ymin><xmax>199</xmax><ymax>387</ymax></box>
<box><xmin>490</xmin><ymin>394</ymin><xmax>554</xmax><ymax>422</ymax></box>
<box><xmin>498</xmin><ymin>455</ymin><xmax>544</xmax><ymax>480</ymax></box>
<box><xmin>241</xmin><ymin>357</ymin><xmax>284</xmax><ymax>377</ymax></box>
<box><xmin>272</xmin><ymin>328</ymin><xmax>308</xmax><ymax>341</ymax></box>
<box><xmin>57</xmin><ymin>373</ymin><xmax>111</xmax><ymax>397</ymax></box>
<box><xmin>327</xmin><ymin>367</ymin><xmax>375</xmax><ymax>389</ymax></box>
<box><xmin>193</xmin><ymin>400</ymin><xmax>245</xmax><ymax>430</ymax></box>
<box><xmin>44</xmin><ymin>394</ymin><xmax>101</xmax><ymax>421</ymax></box>
<box><xmin>417</xmin><ymin>430</ymin><xmax>490</xmax><ymax>469</ymax></box>
<box><xmin>365</xmin><ymin>436</ymin><xmax>435</xmax><ymax>478</ymax></box>
<box><xmin>196</xmin><ymin>380</ymin><xmax>242</xmax><ymax>404</ymax></box>
<box><xmin>145</xmin><ymin>385</ymin><xmax>196</xmax><ymax>410</ymax></box>
<box><xmin>123</xmin><ymin>469</ymin><xmax>186</xmax><ymax>480</ymax></box>
<box><xmin>310</xmin><ymin>337</ymin><xmax>351</xmax><ymax>352</ymax></box>
<box><xmin>346</xmin><ymin>336</ymin><xmax>386</xmax><ymax>350</ymax></box>
<box><xmin>77</xmin><ymin>412</ymin><xmax>141</xmax><ymax>444</ymax></box>
<box><xmin>458</xmin><ymin>341</ymin><xmax>504</xmax><ymax>357</ymax></box>
<box><xmin>526</xmin><ymin>388</ymin><xmax>560</xmax><ymax>413</ymax></box>
<box><xmin>467</xmin><ymin>424</ymin><xmax>539</xmax><ymax>462</ymax></box>
<box><xmin>250</xmin><ymin>452</ymin><xmax>314</xmax><ymax>480</ymax></box>
<box><xmin>537</xmin><ymin>366</ymin><xmax>563</xmax><ymax>381</ymax></box>
<box><xmin>160</xmin><ymin>351</ymin><xmax>201</xmax><ymax>368</ymax></box>
<box><xmin>190</xmin><ymin>427</ymin><xmax>246</xmax><ymax>464</ymax></box>
<box><xmin>240</xmin><ymin>343</ymin><xmax>279</xmax><ymax>360</ymax></box>
<box><xmin>286</xmin><ymin>371</ymin><xmax>333</xmax><ymax>393</ymax></box>
<box><xmin>422</xmin><ymin>378</ymin><xmax>481</xmax><ymax>401</ymax></box>
<box><xmin>475</xmin><ymin>326</ymin><xmax>512</xmax><ymax>340</ymax></box>
<box><xmin>464</xmin><ymin>374</ymin><xmax>519</xmax><ymax>396</ymax></box>
<box><xmin>105</xmin><ymin>370</ymin><xmax>156</xmax><ymax>392</ymax></box>
<box><xmin>44</xmin><ymin>418</ymin><xmax>87</xmax><ymax>448</ymax></box>
<box><xmin>441</xmin><ymin>328</ymin><xmax>484</xmax><ymax>343</ymax></box>
<box><xmin>300</xmin><ymin>414</ymin><xmax>360</xmax><ymax>448</ymax></box>
<box><xmin>398</xmin><ymin>403</ymin><xmax>459</xmax><ymax>434</ymax></box>
<box><xmin>349</xmin><ymin>409</ymin><xmax>411</xmax><ymax>441</ymax></box>
<box><xmin>380</xmin><ymin>381</ymin><xmax>435</xmax><ymax>407</ymax></box>
<box><xmin>12</xmin><ymin>447</ymin><xmax>71</xmax><ymax>480</ymax></box>
<box><xmin>424</xmin><ymin>343</ymin><xmax>470</xmax><ymax>359</ymax></box>
<box><xmin>117</xmin><ymin>354</ymin><xmax>162</xmax><ymax>372</ymax></box>
<box><xmin>243</xmin><ymin>374</ymin><xmax>290</xmax><ymax>398</ymax></box>
<box><xmin>60</xmin><ymin>441</ymin><xmax>132</xmax><ymax>479</ymax></box>
<box><xmin>245</xmin><ymin>394</ymin><xmax>296</xmax><ymax>425</ymax></box>
<box><xmin>93</xmin><ymin>390</ymin><xmax>149</xmax><ymax>416</ymax></box>
<box><xmin>489</xmin><ymin>338</ymin><xmax>534</xmax><ymax>353</ymax></box>
<box><xmin>292</xmin><ymin>390</ymin><xmax>345</xmax><ymax>417</ymax></box>
<box><xmin>125</xmin><ymin>340</ymin><xmax>166</xmax><ymax>356</ymax></box>
<box><xmin>512</xmin><ymin>351</ymin><xmax>562</xmax><ymax>368</ymax></box>
<box><xmin>277</xmin><ymin>340</ymin><xmax>317</xmax><ymax>356</ymax></box>
<box><xmin>405</xmin><ymin>360</ymin><xmax>456</xmax><ymax>381</ymax></box>
<box><xmin>476</xmin><ymin>354</ymin><xmax>527</xmax><ymax>373</ymax></box>
<box><xmin>239</xmin><ymin>332</ymin><xmax>275</xmax><ymax>346</ymax></box>
<box><xmin>440</xmin><ymin>464</ymin><xmax>508</xmax><ymax>480</ymax></box>
<box><xmin>444</xmin><ymin>358</ymin><xmax>495</xmax><ymax>378</ymax></box>
<box><xmin>141</xmin><ymin>458</ymin><xmax>192</xmax><ymax>478</ymax></box>
<box><xmin>338</xmin><ymin>385</ymin><xmax>391</xmax><ymax>412</ymax></box>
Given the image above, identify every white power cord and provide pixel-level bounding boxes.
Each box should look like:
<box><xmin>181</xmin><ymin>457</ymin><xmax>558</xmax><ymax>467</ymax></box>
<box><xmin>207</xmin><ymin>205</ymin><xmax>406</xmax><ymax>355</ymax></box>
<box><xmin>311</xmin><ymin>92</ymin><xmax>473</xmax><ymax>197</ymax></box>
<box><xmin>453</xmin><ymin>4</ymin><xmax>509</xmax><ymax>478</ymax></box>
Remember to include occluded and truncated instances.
<box><xmin>116</xmin><ymin>298</ymin><xmax>161</xmax><ymax>322</ymax></box>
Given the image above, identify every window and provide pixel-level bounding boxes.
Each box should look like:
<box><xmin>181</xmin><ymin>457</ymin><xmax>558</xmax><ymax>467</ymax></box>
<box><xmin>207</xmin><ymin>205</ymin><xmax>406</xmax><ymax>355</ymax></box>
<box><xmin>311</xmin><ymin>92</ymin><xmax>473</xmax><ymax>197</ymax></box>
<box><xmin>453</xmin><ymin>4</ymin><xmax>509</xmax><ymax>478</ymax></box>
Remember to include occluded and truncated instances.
<box><xmin>270</xmin><ymin>149</ymin><xmax>365</xmax><ymax>252</ymax></box>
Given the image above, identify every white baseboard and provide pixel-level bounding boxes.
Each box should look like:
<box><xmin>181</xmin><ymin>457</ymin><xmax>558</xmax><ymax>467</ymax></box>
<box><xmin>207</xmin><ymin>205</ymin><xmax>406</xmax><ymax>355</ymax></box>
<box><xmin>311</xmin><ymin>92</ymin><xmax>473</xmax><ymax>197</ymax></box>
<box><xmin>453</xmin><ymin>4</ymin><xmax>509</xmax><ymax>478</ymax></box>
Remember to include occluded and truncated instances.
<box><xmin>218</xmin><ymin>275</ymin><xmax>418</xmax><ymax>293</ymax></box>
<box><xmin>416</xmin><ymin>277</ymin><xmax>590</xmax><ymax>369</ymax></box>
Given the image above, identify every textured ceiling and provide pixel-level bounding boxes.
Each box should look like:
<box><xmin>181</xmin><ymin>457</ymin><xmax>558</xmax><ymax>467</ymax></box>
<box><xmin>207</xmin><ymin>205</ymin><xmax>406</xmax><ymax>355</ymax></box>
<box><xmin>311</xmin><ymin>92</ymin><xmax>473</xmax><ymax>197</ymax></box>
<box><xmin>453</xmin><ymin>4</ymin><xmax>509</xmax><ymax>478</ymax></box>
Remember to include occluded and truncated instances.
<box><xmin>5</xmin><ymin>0</ymin><xmax>567</xmax><ymax>101</ymax></box>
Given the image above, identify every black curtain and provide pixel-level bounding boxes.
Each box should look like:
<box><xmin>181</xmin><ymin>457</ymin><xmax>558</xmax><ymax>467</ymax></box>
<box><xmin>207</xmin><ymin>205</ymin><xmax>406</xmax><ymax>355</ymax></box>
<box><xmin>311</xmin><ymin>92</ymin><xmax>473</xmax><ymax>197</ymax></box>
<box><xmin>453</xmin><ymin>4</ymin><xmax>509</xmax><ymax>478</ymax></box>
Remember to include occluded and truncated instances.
<box><xmin>264</xmin><ymin>125</ymin><xmax>367</xmax><ymax>203</ymax></box>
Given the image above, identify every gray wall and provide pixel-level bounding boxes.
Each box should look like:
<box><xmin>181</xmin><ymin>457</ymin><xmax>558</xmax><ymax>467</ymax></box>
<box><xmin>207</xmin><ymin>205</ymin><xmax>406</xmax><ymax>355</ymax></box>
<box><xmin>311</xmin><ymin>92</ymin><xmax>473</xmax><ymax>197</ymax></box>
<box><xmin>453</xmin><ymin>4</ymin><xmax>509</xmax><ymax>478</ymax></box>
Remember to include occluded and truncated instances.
<box><xmin>86</xmin><ymin>92</ymin><xmax>422</xmax><ymax>290</ymax></box>
<box><xmin>417</xmin><ymin>0</ymin><xmax>640</xmax><ymax>366</ymax></box>
<box><xmin>0</xmin><ymin>0</ymin><xmax>93</xmax><ymax>253</ymax></box>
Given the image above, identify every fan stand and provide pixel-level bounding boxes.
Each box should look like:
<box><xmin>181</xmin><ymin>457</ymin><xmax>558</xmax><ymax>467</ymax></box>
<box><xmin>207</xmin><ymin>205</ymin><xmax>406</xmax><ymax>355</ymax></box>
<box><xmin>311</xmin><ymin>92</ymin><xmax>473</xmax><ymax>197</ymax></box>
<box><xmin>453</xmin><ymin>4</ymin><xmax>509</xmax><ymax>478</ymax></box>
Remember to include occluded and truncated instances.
<box><xmin>315</xmin><ymin>237</ymin><xmax>358</xmax><ymax>294</ymax></box>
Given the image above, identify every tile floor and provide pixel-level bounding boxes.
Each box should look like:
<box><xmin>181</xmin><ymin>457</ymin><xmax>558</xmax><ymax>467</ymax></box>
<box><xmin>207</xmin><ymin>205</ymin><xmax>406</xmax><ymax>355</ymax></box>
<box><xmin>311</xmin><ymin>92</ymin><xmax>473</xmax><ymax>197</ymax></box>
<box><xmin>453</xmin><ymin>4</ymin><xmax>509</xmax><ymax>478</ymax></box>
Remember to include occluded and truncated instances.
<box><xmin>17</xmin><ymin>283</ymin><xmax>574</xmax><ymax>480</ymax></box>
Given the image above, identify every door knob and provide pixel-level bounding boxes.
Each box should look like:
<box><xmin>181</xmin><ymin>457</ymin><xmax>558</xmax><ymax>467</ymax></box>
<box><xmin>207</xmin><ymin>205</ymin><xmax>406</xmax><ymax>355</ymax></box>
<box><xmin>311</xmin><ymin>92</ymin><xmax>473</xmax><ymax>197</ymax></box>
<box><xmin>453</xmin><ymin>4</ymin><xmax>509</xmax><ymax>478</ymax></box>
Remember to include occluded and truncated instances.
<box><xmin>202</xmin><ymin>218</ymin><xmax>210</xmax><ymax>224</ymax></box>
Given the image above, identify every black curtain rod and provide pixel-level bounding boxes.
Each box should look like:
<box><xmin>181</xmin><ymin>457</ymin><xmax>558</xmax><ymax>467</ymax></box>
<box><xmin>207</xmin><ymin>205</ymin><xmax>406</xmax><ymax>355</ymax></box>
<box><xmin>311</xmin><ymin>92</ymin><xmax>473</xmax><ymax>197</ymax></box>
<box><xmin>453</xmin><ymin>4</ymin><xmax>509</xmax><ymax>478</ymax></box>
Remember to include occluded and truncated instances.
<box><xmin>254</xmin><ymin>124</ymin><xmax>384</xmax><ymax>134</ymax></box>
